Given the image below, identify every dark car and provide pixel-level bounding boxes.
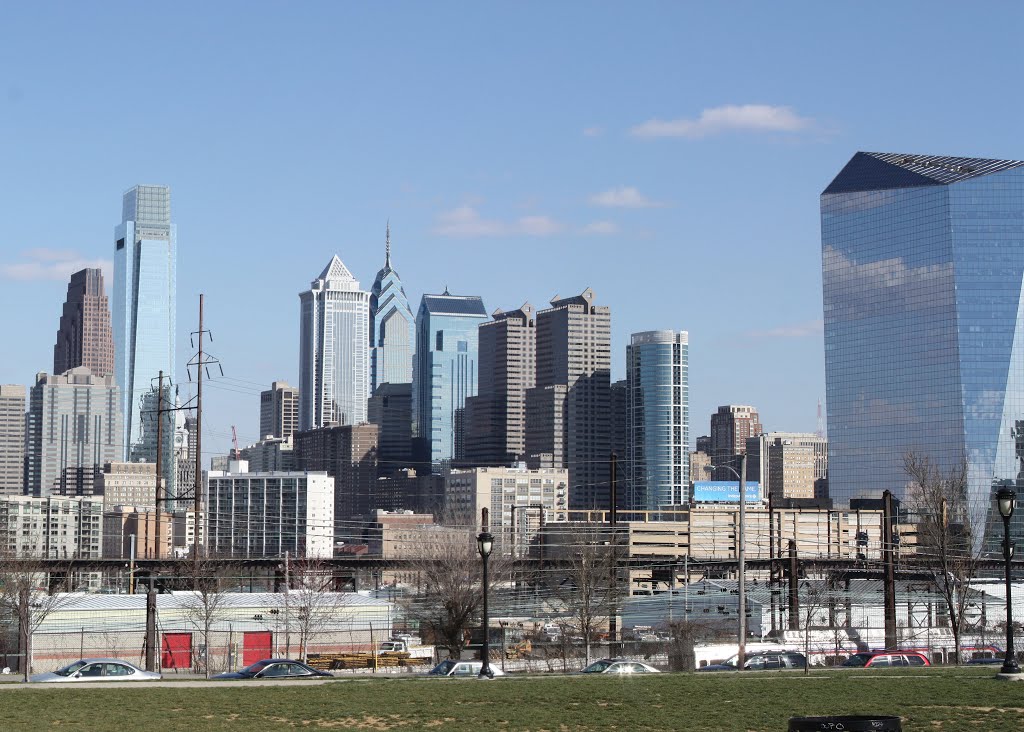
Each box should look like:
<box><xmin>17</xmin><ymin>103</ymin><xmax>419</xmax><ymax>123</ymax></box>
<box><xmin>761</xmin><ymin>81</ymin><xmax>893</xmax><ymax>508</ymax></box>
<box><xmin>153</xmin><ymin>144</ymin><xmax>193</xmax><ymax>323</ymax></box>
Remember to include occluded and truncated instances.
<box><xmin>841</xmin><ymin>651</ymin><xmax>929</xmax><ymax>668</ymax></box>
<box><xmin>697</xmin><ymin>651</ymin><xmax>807</xmax><ymax>672</ymax></box>
<box><xmin>214</xmin><ymin>659</ymin><xmax>333</xmax><ymax>680</ymax></box>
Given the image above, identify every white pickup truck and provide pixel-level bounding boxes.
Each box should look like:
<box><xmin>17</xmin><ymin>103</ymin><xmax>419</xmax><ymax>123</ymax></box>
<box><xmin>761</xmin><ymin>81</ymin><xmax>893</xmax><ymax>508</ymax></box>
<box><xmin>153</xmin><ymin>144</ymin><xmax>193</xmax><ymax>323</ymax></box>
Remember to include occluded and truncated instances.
<box><xmin>379</xmin><ymin>638</ymin><xmax>435</xmax><ymax>659</ymax></box>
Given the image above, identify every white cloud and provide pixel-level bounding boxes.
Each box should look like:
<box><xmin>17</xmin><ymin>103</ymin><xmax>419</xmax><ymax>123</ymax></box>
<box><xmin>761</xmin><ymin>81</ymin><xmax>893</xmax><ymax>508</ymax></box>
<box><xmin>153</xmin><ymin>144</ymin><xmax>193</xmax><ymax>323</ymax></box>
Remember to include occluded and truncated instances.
<box><xmin>519</xmin><ymin>216</ymin><xmax>563</xmax><ymax>236</ymax></box>
<box><xmin>746</xmin><ymin>319</ymin><xmax>824</xmax><ymax>339</ymax></box>
<box><xmin>1</xmin><ymin>248</ymin><xmax>112</xmax><ymax>282</ymax></box>
<box><xmin>589</xmin><ymin>186</ymin><xmax>664</xmax><ymax>209</ymax></box>
<box><xmin>583</xmin><ymin>126</ymin><xmax>604</xmax><ymax>138</ymax></box>
<box><xmin>580</xmin><ymin>221</ymin><xmax>619</xmax><ymax>236</ymax></box>
<box><xmin>630</xmin><ymin>104</ymin><xmax>815</xmax><ymax>139</ymax></box>
<box><xmin>433</xmin><ymin>206</ymin><xmax>563</xmax><ymax>238</ymax></box>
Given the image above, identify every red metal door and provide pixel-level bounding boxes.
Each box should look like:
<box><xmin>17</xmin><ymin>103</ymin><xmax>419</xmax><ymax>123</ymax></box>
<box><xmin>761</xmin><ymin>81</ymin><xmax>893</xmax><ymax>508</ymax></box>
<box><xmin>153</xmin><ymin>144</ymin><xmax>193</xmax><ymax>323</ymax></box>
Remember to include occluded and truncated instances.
<box><xmin>162</xmin><ymin>633</ymin><xmax>192</xmax><ymax>670</ymax></box>
<box><xmin>243</xmin><ymin>631</ymin><xmax>273</xmax><ymax>666</ymax></box>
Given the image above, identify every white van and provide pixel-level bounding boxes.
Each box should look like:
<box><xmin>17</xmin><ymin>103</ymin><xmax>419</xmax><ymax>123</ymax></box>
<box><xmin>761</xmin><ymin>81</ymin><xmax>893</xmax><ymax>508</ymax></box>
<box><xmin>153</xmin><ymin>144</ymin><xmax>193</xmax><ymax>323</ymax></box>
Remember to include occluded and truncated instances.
<box><xmin>427</xmin><ymin>660</ymin><xmax>506</xmax><ymax>677</ymax></box>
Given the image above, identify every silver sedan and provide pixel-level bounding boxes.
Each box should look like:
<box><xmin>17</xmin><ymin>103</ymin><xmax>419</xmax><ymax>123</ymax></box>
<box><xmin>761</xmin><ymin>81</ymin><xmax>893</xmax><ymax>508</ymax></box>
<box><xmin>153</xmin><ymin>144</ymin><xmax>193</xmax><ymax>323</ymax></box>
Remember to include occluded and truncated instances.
<box><xmin>30</xmin><ymin>658</ymin><xmax>162</xmax><ymax>682</ymax></box>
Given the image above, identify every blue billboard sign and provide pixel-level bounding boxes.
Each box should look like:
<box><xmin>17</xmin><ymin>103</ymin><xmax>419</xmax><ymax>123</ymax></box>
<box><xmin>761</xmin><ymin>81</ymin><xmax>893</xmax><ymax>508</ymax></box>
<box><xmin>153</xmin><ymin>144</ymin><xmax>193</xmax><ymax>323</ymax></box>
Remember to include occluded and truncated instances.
<box><xmin>692</xmin><ymin>481</ymin><xmax>762</xmax><ymax>504</ymax></box>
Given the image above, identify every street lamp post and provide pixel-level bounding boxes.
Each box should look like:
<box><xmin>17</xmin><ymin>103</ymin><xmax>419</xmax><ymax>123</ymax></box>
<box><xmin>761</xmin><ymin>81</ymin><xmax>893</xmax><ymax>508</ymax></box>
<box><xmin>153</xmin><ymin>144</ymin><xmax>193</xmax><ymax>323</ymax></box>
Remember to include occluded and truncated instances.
<box><xmin>997</xmin><ymin>485</ymin><xmax>1019</xmax><ymax>675</ymax></box>
<box><xmin>477</xmin><ymin>531</ymin><xmax>495</xmax><ymax>679</ymax></box>
<box><xmin>709</xmin><ymin>454</ymin><xmax>748</xmax><ymax>669</ymax></box>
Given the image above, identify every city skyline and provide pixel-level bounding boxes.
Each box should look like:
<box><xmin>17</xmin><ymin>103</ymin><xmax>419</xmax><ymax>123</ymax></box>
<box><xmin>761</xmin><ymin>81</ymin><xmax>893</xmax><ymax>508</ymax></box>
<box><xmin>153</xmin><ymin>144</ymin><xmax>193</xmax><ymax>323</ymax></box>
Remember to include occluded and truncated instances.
<box><xmin>2</xmin><ymin>4</ymin><xmax>1023</xmax><ymax>464</ymax></box>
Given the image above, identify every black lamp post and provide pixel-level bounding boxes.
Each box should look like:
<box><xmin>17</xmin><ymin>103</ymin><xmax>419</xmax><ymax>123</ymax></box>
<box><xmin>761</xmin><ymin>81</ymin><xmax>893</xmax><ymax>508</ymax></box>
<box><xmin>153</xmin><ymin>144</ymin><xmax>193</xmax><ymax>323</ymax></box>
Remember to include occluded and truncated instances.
<box><xmin>997</xmin><ymin>485</ymin><xmax>1020</xmax><ymax>675</ymax></box>
<box><xmin>477</xmin><ymin>531</ymin><xmax>494</xmax><ymax>679</ymax></box>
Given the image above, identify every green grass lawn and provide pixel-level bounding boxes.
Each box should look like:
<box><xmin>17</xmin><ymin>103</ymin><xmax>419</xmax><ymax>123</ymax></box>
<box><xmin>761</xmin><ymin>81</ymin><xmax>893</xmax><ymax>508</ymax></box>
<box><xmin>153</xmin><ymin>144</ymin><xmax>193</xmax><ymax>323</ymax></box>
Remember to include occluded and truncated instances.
<box><xmin>2</xmin><ymin>668</ymin><xmax>1022</xmax><ymax>731</ymax></box>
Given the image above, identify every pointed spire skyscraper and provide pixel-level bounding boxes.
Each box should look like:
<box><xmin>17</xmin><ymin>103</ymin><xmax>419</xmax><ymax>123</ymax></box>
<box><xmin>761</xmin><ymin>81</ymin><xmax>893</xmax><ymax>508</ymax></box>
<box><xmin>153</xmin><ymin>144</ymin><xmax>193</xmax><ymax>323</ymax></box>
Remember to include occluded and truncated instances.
<box><xmin>369</xmin><ymin>223</ymin><xmax>415</xmax><ymax>393</ymax></box>
<box><xmin>299</xmin><ymin>254</ymin><xmax>370</xmax><ymax>430</ymax></box>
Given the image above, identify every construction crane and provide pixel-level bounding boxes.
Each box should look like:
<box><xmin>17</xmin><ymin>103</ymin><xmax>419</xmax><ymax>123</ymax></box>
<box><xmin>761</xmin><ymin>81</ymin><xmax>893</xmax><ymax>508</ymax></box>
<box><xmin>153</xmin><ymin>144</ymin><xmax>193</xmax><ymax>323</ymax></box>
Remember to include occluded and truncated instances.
<box><xmin>232</xmin><ymin>425</ymin><xmax>241</xmax><ymax>461</ymax></box>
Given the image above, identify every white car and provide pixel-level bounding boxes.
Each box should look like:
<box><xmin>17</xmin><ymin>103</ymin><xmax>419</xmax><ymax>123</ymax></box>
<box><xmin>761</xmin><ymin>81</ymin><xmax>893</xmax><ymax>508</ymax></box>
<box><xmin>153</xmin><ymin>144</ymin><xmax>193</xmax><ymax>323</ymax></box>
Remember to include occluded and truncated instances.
<box><xmin>427</xmin><ymin>659</ymin><xmax>506</xmax><ymax>677</ymax></box>
<box><xmin>30</xmin><ymin>658</ymin><xmax>162</xmax><ymax>682</ymax></box>
<box><xmin>581</xmin><ymin>658</ymin><xmax>660</xmax><ymax>674</ymax></box>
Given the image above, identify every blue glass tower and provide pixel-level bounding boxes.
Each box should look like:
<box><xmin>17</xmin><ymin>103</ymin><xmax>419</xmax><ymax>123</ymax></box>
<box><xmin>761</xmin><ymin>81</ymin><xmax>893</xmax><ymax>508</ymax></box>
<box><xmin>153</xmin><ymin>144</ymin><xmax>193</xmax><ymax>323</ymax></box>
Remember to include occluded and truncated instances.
<box><xmin>113</xmin><ymin>185</ymin><xmax>176</xmax><ymax>463</ymax></box>
<box><xmin>369</xmin><ymin>223</ymin><xmax>414</xmax><ymax>393</ymax></box>
<box><xmin>627</xmin><ymin>330</ymin><xmax>689</xmax><ymax>511</ymax></box>
<box><xmin>412</xmin><ymin>290</ymin><xmax>488</xmax><ymax>471</ymax></box>
<box><xmin>822</xmin><ymin>152</ymin><xmax>1024</xmax><ymax>530</ymax></box>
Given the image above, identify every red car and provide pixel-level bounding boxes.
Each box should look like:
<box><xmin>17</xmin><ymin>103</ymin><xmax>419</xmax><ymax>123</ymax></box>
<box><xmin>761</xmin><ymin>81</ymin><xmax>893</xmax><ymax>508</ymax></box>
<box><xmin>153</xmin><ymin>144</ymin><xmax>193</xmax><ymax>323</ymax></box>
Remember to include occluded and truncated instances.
<box><xmin>842</xmin><ymin>651</ymin><xmax>930</xmax><ymax>668</ymax></box>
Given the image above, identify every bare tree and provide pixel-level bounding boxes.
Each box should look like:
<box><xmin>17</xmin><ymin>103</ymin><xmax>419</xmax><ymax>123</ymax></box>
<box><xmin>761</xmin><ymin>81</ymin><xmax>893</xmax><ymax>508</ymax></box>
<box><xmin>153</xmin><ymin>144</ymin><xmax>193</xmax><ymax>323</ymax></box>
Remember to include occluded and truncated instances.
<box><xmin>403</xmin><ymin>527</ymin><xmax>507</xmax><ymax>660</ymax></box>
<box><xmin>0</xmin><ymin>554</ymin><xmax>76</xmax><ymax>681</ymax></box>
<box><xmin>288</xmin><ymin>559</ymin><xmax>350</xmax><ymax>662</ymax></box>
<box><xmin>904</xmin><ymin>452</ymin><xmax>983</xmax><ymax>664</ymax></box>
<box><xmin>179</xmin><ymin>558</ymin><xmax>232</xmax><ymax>678</ymax></box>
<box><xmin>551</xmin><ymin>525</ymin><xmax>619</xmax><ymax>666</ymax></box>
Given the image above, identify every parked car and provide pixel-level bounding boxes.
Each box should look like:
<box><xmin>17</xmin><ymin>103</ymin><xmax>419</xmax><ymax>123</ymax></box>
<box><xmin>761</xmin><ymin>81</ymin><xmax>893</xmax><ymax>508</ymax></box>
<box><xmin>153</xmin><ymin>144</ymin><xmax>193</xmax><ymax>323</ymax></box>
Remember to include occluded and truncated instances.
<box><xmin>30</xmin><ymin>658</ymin><xmax>161</xmax><ymax>683</ymax></box>
<box><xmin>581</xmin><ymin>658</ymin><xmax>660</xmax><ymax>674</ymax></box>
<box><xmin>427</xmin><ymin>660</ymin><xmax>506</xmax><ymax>677</ymax></box>
<box><xmin>966</xmin><ymin>656</ymin><xmax>1003</xmax><ymax>665</ymax></box>
<box><xmin>214</xmin><ymin>659</ymin><xmax>333</xmax><ymax>680</ymax></box>
<box><xmin>697</xmin><ymin>651</ymin><xmax>807</xmax><ymax>672</ymax></box>
<box><xmin>841</xmin><ymin>651</ymin><xmax>930</xmax><ymax>668</ymax></box>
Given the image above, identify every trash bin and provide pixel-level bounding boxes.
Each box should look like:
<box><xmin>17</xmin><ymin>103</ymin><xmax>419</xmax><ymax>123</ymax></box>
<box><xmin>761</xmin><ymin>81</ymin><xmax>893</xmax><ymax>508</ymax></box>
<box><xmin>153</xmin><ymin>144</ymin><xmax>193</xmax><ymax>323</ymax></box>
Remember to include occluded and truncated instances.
<box><xmin>789</xmin><ymin>715</ymin><xmax>901</xmax><ymax>731</ymax></box>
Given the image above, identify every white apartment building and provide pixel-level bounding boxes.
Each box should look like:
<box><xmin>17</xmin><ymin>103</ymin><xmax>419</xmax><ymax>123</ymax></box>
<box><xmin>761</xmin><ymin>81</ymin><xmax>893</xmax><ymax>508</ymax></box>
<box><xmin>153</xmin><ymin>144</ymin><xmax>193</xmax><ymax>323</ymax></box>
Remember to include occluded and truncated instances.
<box><xmin>206</xmin><ymin>460</ymin><xmax>333</xmax><ymax>558</ymax></box>
<box><xmin>0</xmin><ymin>495</ymin><xmax>103</xmax><ymax>558</ymax></box>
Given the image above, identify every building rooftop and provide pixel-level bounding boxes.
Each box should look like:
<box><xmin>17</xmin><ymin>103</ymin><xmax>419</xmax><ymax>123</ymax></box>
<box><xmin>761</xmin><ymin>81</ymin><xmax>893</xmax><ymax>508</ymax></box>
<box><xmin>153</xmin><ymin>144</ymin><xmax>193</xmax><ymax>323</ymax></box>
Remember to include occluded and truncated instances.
<box><xmin>823</xmin><ymin>152</ymin><xmax>1024</xmax><ymax>195</ymax></box>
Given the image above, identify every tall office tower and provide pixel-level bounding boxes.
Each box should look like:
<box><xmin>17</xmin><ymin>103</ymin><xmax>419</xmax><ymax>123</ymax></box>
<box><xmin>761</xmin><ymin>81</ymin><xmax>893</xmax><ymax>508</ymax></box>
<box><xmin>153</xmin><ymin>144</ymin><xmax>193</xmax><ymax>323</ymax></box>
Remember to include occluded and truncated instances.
<box><xmin>260</xmin><ymin>381</ymin><xmax>299</xmax><ymax>441</ymax></box>
<box><xmin>0</xmin><ymin>385</ymin><xmax>26</xmax><ymax>495</ymax></box>
<box><xmin>525</xmin><ymin>288</ymin><xmax>611</xmax><ymax>510</ymax></box>
<box><xmin>709</xmin><ymin>405</ymin><xmax>762</xmax><ymax>480</ymax></box>
<box><xmin>412</xmin><ymin>290</ymin><xmax>488</xmax><ymax>471</ymax></box>
<box><xmin>113</xmin><ymin>185</ymin><xmax>176</xmax><ymax>463</ymax></box>
<box><xmin>627</xmin><ymin>331</ymin><xmax>689</xmax><ymax>511</ymax></box>
<box><xmin>369</xmin><ymin>224</ymin><xmax>415</xmax><ymax>393</ymax></box>
<box><xmin>299</xmin><ymin>256</ymin><xmax>370</xmax><ymax>431</ymax></box>
<box><xmin>464</xmin><ymin>304</ymin><xmax>536</xmax><ymax>466</ymax></box>
<box><xmin>367</xmin><ymin>383</ymin><xmax>412</xmax><ymax>473</ymax></box>
<box><xmin>822</xmin><ymin>152</ymin><xmax>1024</xmax><ymax>525</ymax></box>
<box><xmin>609</xmin><ymin>379</ymin><xmax>629</xmax><ymax>503</ymax></box>
<box><xmin>25</xmin><ymin>368</ymin><xmax>122</xmax><ymax>497</ymax></box>
<box><xmin>747</xmin><ymin>432</ymin><xmax>828</xmax><ymax>501</ymax></box>
<box><xmin>53</xmin><ymin>268</ymin><xmax>115</xmax><ymax>378</ymax></box>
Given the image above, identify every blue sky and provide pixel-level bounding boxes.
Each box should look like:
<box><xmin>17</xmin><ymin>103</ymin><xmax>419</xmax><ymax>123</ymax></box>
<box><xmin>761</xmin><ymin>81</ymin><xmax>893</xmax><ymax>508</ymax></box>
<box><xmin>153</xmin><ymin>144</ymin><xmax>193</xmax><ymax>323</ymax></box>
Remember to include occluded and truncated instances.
<box><xmin>1</xmin><ymin>2</ymin><xmax>1022</xmax><ymax>461</ymax></box>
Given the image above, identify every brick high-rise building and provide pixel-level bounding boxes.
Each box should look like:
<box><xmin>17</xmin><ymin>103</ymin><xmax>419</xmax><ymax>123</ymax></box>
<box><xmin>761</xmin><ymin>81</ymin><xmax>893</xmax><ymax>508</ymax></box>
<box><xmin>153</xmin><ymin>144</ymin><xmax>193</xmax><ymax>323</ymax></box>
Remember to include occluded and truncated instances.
<box><xmin>53</xmin><ymin>268</ymin><xmax>114</xmax><ymax>378</ymax></box>
<box><xmin>294</xmin><ymin>423</ymin><xmax>379</xmax><ymax>537</ymax></box>
<box><xmin>0</xmin><ymin>385</ymin><xmax>26</xmax><ymax>496</ymax></box>
<box><xmin>260</xmin><ymin>381</ymin><xmax>299</xmax><ymax>441</ymax></box>
<box><xmin>525</xmin><ymin>288</ymin><xmax>611</xmax><ymax>510</ymax></box>
<box><xmin>710</xmin><ymin>405</ymin><xmax>762</xmax><ymax>480</ymax></box>
<box><xmin>464</xmin><ymin>304</ymin><xmax>536</xmax><ymax>467</ymax></box>
<box><xmin>746</xmin><ymin>432</ymin><xmax>828</xmax><ymax>501</ymax></box>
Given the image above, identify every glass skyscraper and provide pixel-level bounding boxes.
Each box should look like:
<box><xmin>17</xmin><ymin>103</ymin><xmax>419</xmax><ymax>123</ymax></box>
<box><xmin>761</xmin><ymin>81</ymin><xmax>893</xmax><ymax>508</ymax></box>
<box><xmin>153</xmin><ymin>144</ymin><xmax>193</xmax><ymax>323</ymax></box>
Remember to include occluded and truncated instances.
<box><xmin>113</xmin><ymin>185</ymin><xmax>176</xmax><ymax>465</ymax></box>
<box><xmin>412</xmin><ymin>290</ymin><xmax>488</xmax><ymax>471</ymax></box>
<box><xmin>822</xmin><ymin>152</ymin><xmax>1024</xmax><ymax>530</ymax></box>
<box><xmin>627</xmin><ymin>330</ymin><xmax>689</xmax><ymax>510</ymax></box>
<box><xmin>299</xmin><ymin>256</ymin><xmax>370</xmax><ymax>430</ymax></box>
<box><xmin>369</xmin><ymin>224</ymin><xmax>414</xmax><ymax>393</ymax></box>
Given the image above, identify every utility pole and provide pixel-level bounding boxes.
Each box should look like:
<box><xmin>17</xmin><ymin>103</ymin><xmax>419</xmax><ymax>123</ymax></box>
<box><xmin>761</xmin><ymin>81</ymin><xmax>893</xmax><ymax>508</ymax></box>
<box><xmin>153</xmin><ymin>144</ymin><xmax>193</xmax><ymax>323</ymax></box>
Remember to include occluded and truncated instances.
<box><xmin>737</xmin><ymin>452</ymin><xmax>747</xmax><ymax>669</ymax></box>
<box><xmin>883</xmin><ymin>489</ymin><xmax>897</xmax><ymax>649</ymax></box>
<box><xmin>768</xmin><ymin>487</ymin><xmax>777</xmax><ymax>633</ymax></box>
<box><xmin>145</xmin><ymin>589</ymin><xmax>157</xmax><ymax>671</ymax></box>
<box><xmin>608</xmin><ymin>452</ymin><xmax>618</xmax><ymax>656</ymax></box>
<box><xmin>788</xmin><ymin>539</ymin><xmax>800</xmax><ymax>631</ymax></box>
<box><xmin>194</xmin><ymin>294</ymin><xmax>204</xmax><ymax>557</ymax></box>
<box><xmin>155</xmin><ymin>370</ymin><xmax>164</xmax><ymax>557</ymax></box>
<box><xmin>185</xmin><ymin>293</ymin><xmax>221</xmax><ymax>565</ymax></box>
